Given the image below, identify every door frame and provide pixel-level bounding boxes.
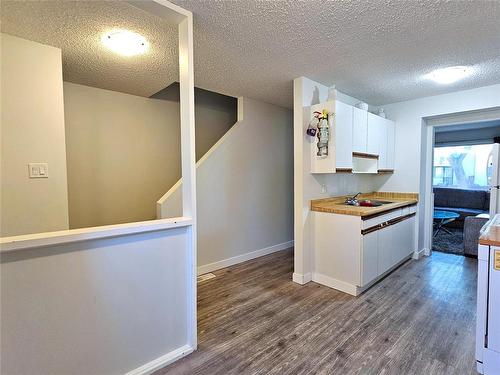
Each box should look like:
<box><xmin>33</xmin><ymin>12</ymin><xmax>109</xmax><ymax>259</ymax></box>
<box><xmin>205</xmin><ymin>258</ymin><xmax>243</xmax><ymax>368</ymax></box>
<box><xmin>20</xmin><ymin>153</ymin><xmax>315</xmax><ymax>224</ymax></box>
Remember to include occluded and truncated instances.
<box><xmin>421</xmin><ymin>107</ymin><xmax>500</xmax><ymax>255</ymax></box>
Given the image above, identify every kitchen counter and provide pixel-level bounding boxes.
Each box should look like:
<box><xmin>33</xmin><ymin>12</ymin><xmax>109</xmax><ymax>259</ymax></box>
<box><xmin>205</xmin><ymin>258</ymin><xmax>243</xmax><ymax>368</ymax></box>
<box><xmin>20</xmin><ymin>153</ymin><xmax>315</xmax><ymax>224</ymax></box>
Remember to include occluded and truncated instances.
<box><xmin>311</xmin><ymin>192</ymin><xmax>418</xmax><ymax>217</ymax></box>
<box><xmin>479</xmin><ymin>214</ymin><xmax>500</xmax><ymax>246</ymax></box>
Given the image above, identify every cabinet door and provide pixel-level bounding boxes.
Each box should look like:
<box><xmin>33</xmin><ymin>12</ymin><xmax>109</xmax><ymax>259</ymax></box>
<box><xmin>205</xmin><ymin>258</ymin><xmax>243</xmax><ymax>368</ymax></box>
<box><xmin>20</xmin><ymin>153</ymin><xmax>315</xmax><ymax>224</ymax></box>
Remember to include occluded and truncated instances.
<box><xmin>367</xmin><ymin>112</ymin><xmax>381</xmax><ymax>156</ymax></box>
<box><xmin>487</xmin><ymin>247</ymin><xmax>500</xmax><ymax>353</ymax></box>
<box><xmin>402</xmin><ymin>217</ymin><xmax>415</xmax><ymax>261</ymax></box>
<box><xmin>405</xmin><ymin>216</ymin><xmax>415</xmax><ymax>258</ymax></box>
<box><xmin>361</xmin><ymin>231</ymin><xmax>378</xmax><ymax>286</ymax></box>
<box><xmin>377</xmin><ymin>224</ymin><xmax>393</xmax><ymax>276</ymax></box>
<box><xmin>392</xmin><ymin>220</ymin><xmax>408</xmax><ymax>267</ymax></box>
<box><xmin>335</xmin><ymin>101</ymin><xmax>353</xmax><ymax>169</ymax></box>
<box><xmin>390</xmin><ymin>217</ymin><xmax>415</xmax><ymax>266</ymax></box>
<box><xmin>378</xmin><ymin>119</ymin><xmax>388</xmax><ymax>170</ymax></box>
<box><xmin>352</xmin><ymin>107</ymin><xmax>368</xmax><ymax>153</ymax></box>
<box><xmin>386</xmin><ymin>120</ymin><xmax>395</xmax><ymax>170</ymax></box>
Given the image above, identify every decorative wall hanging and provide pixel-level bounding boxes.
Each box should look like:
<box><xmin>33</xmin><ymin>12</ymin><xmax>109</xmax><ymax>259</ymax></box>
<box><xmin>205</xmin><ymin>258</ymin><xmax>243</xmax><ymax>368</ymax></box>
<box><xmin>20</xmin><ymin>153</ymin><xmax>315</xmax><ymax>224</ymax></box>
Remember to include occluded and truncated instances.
<box><xmin>316</xmin><ymin>110</ymin><xmax>330</xmax><ymax>157</ymax></box>
<box><xmin>306</xmin><ymin>117</ymin><xmax>318</xmax><ymax>137</ymax></box>
<box><xmin>307</xmin><ymin>109</ymin><xmax>333</xmax><ymax>157</ymax></box>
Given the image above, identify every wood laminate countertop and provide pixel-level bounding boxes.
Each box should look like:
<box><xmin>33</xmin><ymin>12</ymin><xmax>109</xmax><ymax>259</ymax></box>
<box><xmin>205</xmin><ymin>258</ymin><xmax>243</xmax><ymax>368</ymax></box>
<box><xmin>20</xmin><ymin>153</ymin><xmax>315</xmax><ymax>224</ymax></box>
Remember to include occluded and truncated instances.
<box><xmin>311</xmin><ymin>192</ymin><xmax>418</xmax><ymax>217</ymax></box>
<box><xmin>479</xmin><ymin>214</ymin><xmax>500</xmax><ymax>246</ymax></box>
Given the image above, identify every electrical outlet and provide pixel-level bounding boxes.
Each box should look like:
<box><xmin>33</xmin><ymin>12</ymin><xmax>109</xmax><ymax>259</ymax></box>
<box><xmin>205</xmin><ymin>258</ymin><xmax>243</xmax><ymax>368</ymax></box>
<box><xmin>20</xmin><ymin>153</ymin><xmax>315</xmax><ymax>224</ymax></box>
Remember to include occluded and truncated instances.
<box><xmin>321</xmin><ymin>184</ymin><xmax>327</xmax><ymax>193</ymax></box>
<box><xmin>28</xmin><ymin>163</ymin><xmax>49</xmax><ymax>178</ymax></box>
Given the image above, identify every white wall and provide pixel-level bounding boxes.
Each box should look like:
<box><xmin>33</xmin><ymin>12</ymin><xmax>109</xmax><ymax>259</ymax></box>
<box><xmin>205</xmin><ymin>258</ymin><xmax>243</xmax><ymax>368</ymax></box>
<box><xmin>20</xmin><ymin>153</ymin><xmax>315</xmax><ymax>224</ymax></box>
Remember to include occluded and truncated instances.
<box><xmin>158</xmin><ymin>97</ymin><xmax>294</xmax><ymax>273</ymax></box>
<box><xmin>380</xmin><ymin>83</ymin><xmax>500</xmax><ymax>251</ymax></box>
<box><xmin>64</xmin><ymin>82</ymin><xmax>182</xmax><ymax>229</ymax></box>
<box><xmin>1</xmin><ymin>33</ymin><xmax>69</xmax><ymax>236</ymax></box>
<box><xmin>1</xmin><ymin>226</ymin><xmax>194</xmax><ymax>375</ymax></box>
<box><xmin>293</xmin><ymin>77</ymin><xmax>390</xmax><ymax>282</ymax></box>
<box><xmin>1</xmin><ymin>5</ymin><xmax>197</xmax><ymax>375</ymax></box>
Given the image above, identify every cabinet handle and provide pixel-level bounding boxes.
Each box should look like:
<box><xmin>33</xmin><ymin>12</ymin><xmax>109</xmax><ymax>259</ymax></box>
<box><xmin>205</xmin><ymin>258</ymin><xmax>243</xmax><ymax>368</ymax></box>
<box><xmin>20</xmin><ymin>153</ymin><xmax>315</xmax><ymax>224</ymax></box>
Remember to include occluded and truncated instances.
<box><xmin>361</xmin><ymin>213</ymin><xmax>416</xmax><ymax>235</ymax></box>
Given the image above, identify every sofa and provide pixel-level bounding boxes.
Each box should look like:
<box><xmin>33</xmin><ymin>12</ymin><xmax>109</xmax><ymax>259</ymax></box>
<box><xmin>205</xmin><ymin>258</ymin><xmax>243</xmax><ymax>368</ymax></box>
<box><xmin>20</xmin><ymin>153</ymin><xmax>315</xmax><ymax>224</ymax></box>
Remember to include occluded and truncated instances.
<box><xmin>433</xmin><ymin>187</ymin><xmax>490</xmax><ymax>229</ymax></box>
<box><xmin>464</xmin><ymin>214</ymin><xmax>490</xmax><ymax>257</ymax></box>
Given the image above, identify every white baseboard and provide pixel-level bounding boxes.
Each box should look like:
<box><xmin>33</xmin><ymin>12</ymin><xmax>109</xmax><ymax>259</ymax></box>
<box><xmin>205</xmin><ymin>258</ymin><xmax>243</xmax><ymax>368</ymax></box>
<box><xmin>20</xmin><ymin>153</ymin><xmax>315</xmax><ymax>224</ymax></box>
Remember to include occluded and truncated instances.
<box><xmin>412</xmin><ymin>248</ymin><xmax>426</xmax><ymax>260</ymax></box>
<box><xmin>292</xmin><ymin>272</ymin><xmax>312</xmax><ymax>284</ymax></box>
<box><xmin>197</xmin><ymin>240</ymin><xmax>294</xmax><ymax>275</ymax></box>
<box><xmin>312</xmin><ymin>272</ymin><xmax>358</xmax><ymax>296</ymax></box>
<box><xmin>125</xmin><ymin>344</ymin><xmax>194</xmax><ymax>375</ymax></box>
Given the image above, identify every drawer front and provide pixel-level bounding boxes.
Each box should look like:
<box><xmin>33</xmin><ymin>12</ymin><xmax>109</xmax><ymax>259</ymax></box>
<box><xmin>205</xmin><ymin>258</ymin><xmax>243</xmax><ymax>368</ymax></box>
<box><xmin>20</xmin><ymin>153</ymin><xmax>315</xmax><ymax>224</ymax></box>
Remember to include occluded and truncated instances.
<box><xmin>362</xmin><ymin>205</ymin><xmax>417</xmax><ymax>229</ymax></box>
<box><xmin>362</xmin><ymin>209</ymin><xmax>401</xmax><ymax>229</ymax></box>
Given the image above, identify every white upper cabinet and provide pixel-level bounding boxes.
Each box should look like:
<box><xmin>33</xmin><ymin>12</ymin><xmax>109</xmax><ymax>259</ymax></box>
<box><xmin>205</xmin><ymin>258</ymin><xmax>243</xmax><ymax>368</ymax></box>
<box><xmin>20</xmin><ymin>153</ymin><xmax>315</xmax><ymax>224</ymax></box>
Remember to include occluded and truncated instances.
<box><xmin>377</xmin><ymin>117</ymin><xmax>388</xmax><ymax>170</ymax></box>
<box><xmin>386</xmin><ymin>120</ymin><xmax>395</xmax><ymax>170</ymax></box>
<box><xmin>367</xmin><ymin>112</ymin><xmax>395</xmax><ymax>171</ymax></box>
<box><xmin>334</xmin><ymin>100</ymin><xmax>353</xmax><ymax>169</ymax></box>
<box><xmin>367</xmin><ymin>112</ymin><xmax>382</xmax><ymax>156</ymax></box>
<box><xmin>310</xmin><ymin>100</ymin><xmax>394</xmax><ymax>174</ymax></box>
<box><xmin>352</xmin><ymin>107</ymin><xmax>368</xmax><ymax>154</ymax></box>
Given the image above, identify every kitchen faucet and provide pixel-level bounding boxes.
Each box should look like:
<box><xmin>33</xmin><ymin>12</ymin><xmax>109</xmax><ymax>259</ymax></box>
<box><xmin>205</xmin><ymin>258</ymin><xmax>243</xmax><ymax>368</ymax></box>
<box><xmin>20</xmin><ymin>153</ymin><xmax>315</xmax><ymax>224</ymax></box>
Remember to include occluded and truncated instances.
<box><xmin>345</xmin><ymin>192</ymin><xmax>362</xmax><ymax>206</ymax></box>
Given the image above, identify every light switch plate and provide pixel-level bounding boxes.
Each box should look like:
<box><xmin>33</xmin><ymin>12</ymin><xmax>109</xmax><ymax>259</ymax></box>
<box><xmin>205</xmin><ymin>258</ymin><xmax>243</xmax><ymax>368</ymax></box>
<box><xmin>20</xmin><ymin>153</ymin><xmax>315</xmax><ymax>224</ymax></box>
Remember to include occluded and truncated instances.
<box><xmin>28</xmin><ymin>163</ymin><xmax>49</xmax><ymax>178</ymax></box>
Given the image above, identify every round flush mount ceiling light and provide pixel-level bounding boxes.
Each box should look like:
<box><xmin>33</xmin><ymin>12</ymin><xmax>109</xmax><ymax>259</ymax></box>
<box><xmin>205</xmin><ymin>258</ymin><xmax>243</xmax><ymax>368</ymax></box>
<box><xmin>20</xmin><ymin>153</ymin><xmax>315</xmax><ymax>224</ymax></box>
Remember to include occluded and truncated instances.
<box><xmin>101</xmin><ymin>30</ymin><xmax>148</xmax><ymax>56</ymax></box>
<box><xmin>424</xmin><ymin>66</ymin><xmax>474</xmax><ymax>84</ymax></box>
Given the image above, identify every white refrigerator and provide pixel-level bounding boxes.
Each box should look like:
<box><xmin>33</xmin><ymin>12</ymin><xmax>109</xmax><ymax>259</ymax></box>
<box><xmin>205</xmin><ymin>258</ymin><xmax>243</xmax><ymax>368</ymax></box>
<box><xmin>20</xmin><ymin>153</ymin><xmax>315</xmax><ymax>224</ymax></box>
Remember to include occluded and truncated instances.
<box><xmin>488</xmin><ymin>143</ymin><xmax>500</xmax><ymax>215</ymax></box>
<box><xmin>477</xmin><ymin>143</ymin><xmax>500</xmax><ymax>374</ymax></box>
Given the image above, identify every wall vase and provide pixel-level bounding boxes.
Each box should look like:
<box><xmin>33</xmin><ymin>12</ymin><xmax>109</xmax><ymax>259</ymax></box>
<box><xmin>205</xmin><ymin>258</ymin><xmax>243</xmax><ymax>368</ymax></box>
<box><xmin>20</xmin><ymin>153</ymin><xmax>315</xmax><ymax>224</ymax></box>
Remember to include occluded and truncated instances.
<box><xmin>316</xmin><ymin>118</ymin><xmax>329</xmax><ymax>157</ymax></box>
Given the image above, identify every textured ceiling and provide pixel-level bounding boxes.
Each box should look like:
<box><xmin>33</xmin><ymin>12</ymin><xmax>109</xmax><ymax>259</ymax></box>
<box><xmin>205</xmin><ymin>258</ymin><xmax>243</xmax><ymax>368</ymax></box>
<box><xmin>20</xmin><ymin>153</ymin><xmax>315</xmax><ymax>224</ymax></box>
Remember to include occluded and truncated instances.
<box><xmin>172</xmin><ymin>0</ymin><xmax>500</xmax><ymax>108</ymax></box>
<box><xmin>2</xmin><ymin>1</ymin><xmax>500</xmax><ymax>107</ymax></box>
<box><xmin>1</xmin><ymin>1</ymin><xmax>179</xmax><ymax>97</ymax></box>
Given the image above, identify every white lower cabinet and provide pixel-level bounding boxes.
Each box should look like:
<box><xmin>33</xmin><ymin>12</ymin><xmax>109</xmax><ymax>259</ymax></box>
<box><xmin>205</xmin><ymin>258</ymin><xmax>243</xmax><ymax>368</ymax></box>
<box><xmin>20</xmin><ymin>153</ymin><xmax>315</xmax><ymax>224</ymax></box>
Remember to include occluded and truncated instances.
<box><xmin>377</xmin><ymin>225</ymin><xmax>394</xmax><ymax>278</ymax></box>
<box><xmin>361</xmin><ymin>215</ymin><xmax>415</xmax><ymax>287</ymax></box>
<box><xmin>314</xmin><ymin>208</ymin><xmax>417</xmax><ymax>295</ymax></box>
<box><xmin>361</xmin><ymin>231</ymin><xmax>378</xmax><ymax>286</ymax></box>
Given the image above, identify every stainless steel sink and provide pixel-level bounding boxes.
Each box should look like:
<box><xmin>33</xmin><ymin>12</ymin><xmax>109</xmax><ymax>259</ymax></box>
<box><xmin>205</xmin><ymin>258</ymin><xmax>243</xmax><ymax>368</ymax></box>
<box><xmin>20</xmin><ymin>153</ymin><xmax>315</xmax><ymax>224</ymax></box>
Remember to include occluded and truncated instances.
<box><xmin>369</xmin><ymin>200</ymin><xmax>393</xmax><ymax>205</ymax></box>
<box><xmin>344</xmin><ymin>199</ymin><xmax>393</xmax><ymax>207</ymax></box>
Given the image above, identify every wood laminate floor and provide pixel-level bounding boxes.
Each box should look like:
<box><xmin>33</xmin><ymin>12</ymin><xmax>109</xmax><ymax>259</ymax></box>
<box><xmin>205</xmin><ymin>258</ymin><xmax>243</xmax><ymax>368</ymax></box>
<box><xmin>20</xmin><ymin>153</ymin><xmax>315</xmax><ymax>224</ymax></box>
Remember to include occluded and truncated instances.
<box><xmin>157</xmin><ymin>250</ymin><xmax>478</xmax><ymax>375</ymax></box>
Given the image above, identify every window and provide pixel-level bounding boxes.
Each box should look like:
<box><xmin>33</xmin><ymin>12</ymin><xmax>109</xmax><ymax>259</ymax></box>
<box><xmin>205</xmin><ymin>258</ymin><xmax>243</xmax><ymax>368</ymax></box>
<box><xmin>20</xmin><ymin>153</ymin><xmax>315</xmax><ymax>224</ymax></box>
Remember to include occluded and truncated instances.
<box><xmin>433</xmin><ymin>144</ymin><xmax>493</xmax><ymax>190</ymax></box>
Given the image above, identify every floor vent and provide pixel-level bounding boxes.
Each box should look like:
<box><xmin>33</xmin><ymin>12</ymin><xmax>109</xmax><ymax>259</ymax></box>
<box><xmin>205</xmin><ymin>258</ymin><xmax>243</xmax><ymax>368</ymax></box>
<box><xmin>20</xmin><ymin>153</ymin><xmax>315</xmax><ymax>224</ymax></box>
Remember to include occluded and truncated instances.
<box><xmin>197</xmin><ymin>273</ymin><xmax>216</xmax><ymax>283</ymax></box>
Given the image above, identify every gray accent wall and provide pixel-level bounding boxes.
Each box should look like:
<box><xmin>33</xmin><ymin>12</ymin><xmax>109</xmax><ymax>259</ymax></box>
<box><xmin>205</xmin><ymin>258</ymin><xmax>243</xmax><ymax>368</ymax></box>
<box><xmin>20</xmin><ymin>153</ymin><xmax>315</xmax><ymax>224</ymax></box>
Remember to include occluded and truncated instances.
<box><xmin>151</xmin><ymin>82</ymin><xmax>237</xmax><ymax>161</ymax></box>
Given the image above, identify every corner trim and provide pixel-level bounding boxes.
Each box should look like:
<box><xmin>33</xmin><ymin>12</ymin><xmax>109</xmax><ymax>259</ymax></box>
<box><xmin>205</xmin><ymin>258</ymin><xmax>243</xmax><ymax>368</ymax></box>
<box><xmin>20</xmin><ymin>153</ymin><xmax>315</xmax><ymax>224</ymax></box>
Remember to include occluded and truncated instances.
<box><xmin>311</xmin><ymin>272</ymin><xmax>358</xmax><ymax>296</ymax></box>
<box><xmin>197</xmin><ymin>240</ymin><xmax>294</xmax><ymax>275</ymax></box>
<box><xmin>125</xmin><ymin>344</ymin><xmax>194</xmax><ymax>375</ymax></box>
<box><xmin>292</xmin><ymin>272</ymin><xmax>312</xmax><ymax>284</ymax></box>
<box><xmin>412</xmin><ymin>248</ymin><xmax>426</xmax><ymax>260</ymax></box>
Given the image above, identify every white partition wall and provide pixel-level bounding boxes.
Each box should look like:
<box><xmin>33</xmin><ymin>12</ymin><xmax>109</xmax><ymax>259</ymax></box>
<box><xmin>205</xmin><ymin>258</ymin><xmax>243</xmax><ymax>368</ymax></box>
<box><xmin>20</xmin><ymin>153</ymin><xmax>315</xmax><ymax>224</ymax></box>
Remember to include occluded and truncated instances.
<box><xmin>292</xmin><ymin>76</ymin><xmax>395</xmax><ymax>284</ymax></box>
<box><xmin>0</xmin><ymin>1</ymin><xmax>197</xmax><ymax>374</ymax></box>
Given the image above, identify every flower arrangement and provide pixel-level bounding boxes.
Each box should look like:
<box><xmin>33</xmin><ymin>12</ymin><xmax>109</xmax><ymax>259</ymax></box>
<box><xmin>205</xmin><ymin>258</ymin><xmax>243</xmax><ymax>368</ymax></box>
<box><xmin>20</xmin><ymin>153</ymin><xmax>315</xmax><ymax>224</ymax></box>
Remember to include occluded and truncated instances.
<box><xmin>306</xmin><ymin>109</ymin><xmax>333</xmax><ymax>157</ymax></box>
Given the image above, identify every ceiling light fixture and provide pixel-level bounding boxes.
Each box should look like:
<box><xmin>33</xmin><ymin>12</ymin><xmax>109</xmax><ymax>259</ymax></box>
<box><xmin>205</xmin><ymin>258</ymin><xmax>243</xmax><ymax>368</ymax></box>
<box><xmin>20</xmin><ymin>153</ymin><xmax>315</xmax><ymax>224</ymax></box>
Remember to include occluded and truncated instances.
<box><xmin>101</xmin><ymin>30</ymin><xmax>148</xmax><ymax>57</ymax></box>
<box><xmin>424</xmin><ymin>66</ymin><xmax>474</xmax><ymax>84</ymax></box>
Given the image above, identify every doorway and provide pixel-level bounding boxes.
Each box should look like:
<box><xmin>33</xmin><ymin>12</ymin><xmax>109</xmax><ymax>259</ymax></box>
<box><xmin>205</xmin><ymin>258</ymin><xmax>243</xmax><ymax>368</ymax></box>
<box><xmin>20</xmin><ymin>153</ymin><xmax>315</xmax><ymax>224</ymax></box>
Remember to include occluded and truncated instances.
<box><xmin>432</xmin><ymin>141</ymin><xmax>495</xmax><ymax>255</ymax></box>
<box><xmin>422</xmin><ymin>109</ymin><xmax>500</xmax><ymax>257</ymax></box>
